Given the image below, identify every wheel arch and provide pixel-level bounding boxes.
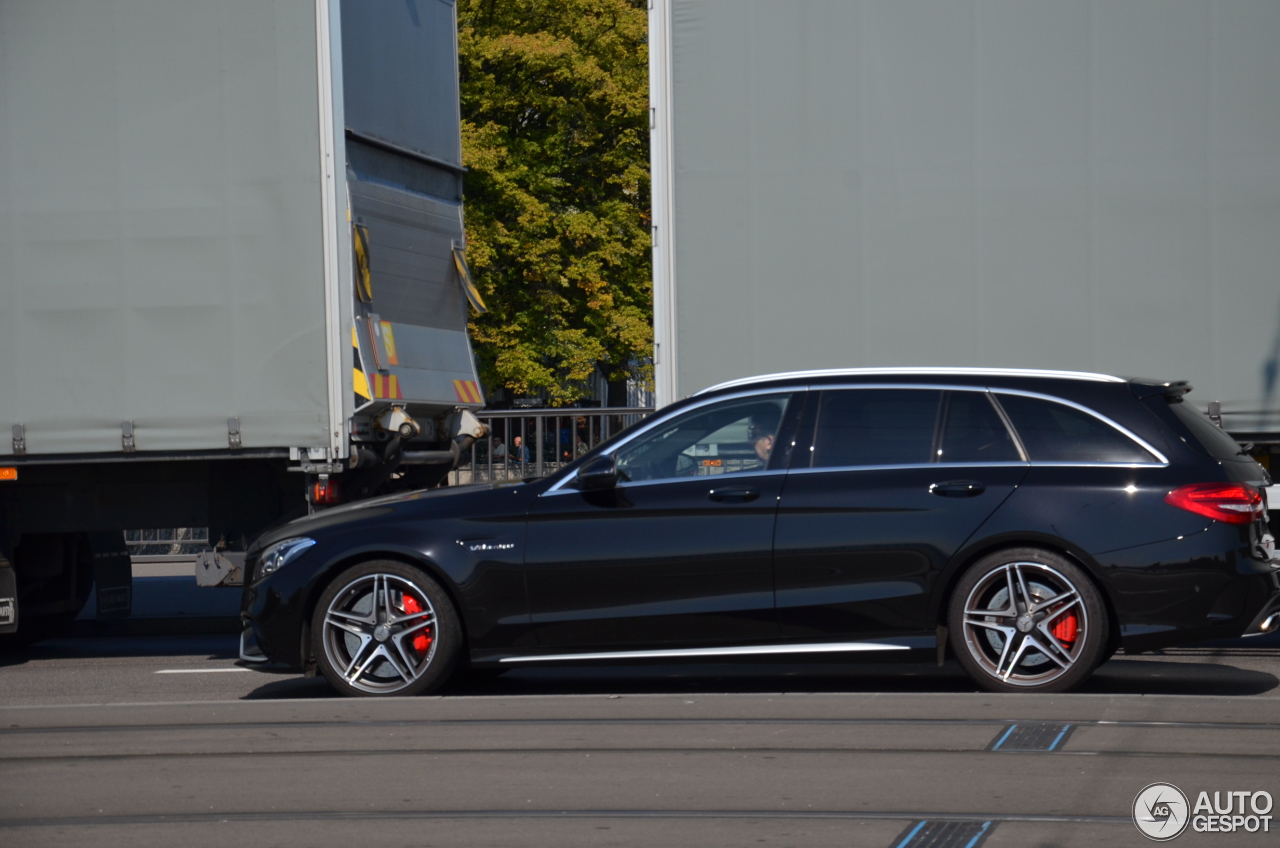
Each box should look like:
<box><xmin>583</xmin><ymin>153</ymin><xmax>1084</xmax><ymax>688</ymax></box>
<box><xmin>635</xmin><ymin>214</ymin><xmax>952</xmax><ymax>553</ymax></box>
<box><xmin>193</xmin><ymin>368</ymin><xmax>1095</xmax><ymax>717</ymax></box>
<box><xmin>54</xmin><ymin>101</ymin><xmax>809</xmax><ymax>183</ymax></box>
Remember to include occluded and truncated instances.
<box><xmin>299</xmin><ymin>546</ymin><xmax>472</xmax><ymax>671</ymax></box>
<box><xmin>934</xmin><ymin>534</ymin><xmax>1122</xmax><ymax>655</ymax></box>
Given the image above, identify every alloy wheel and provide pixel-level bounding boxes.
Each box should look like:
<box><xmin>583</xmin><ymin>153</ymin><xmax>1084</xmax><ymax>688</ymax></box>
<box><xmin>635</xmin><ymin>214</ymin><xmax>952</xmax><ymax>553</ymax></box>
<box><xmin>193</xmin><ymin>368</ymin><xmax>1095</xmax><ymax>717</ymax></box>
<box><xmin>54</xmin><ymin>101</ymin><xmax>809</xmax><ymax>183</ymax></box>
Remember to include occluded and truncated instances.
<box><xmin>320</xmin><ymin>572</ymin><xmax>438</xmax><ymax>694</ymax></box>
<box><xmin>959</xmin><ymin>561</ymin><xmax>1089</xmax><ymax>688</ymax></box>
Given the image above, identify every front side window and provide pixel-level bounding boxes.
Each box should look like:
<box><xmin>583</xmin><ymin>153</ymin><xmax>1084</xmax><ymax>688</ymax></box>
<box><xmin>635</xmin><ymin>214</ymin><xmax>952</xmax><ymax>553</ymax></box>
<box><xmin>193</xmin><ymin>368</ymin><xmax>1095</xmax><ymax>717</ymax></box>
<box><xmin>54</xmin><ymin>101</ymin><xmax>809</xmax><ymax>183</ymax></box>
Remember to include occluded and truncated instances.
<box><xmin>996</xmin><ymin>393</ymin><xmax>1157</xmax><ymax>464</ymax></box>
<box><xmin>614</xmin><ymin>394</ymin><xmax>791</xmax><ymax>483</ymax></box>
<box><xmin>808</xmin><ymin>389</ymin><xmax>942</xmax><ymax>468</ymax></box>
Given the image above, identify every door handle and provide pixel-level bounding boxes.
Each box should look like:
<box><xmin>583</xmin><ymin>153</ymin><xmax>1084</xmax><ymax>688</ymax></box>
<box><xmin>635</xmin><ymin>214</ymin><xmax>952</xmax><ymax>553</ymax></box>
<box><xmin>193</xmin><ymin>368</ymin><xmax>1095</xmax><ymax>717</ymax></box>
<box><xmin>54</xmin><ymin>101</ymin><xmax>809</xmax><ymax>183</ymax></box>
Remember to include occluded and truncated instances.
<box><xmin>709</xmin><ymin>486</ymin><xmax>760</xmax><ymax>503</ymax></box>
<box><xmin>929</xmin><ymin>480</ymin><xmax>986</xmax><ymax>498</ymax></box>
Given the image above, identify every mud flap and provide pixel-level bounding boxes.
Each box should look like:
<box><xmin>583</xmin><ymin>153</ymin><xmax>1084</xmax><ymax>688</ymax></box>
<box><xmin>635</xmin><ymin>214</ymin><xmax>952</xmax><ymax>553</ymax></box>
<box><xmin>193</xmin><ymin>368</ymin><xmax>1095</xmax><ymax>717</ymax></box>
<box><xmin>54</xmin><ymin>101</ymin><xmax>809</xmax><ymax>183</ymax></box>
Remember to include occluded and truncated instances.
<box><xmin>87</xmin><ymin>531</ymin><xmax>132</xmax><ymax>619</ymax></box>
<box><xmin>0</xmin><ymin>556</ymin><xmax>16</xmax><ymax>634</ymax></box>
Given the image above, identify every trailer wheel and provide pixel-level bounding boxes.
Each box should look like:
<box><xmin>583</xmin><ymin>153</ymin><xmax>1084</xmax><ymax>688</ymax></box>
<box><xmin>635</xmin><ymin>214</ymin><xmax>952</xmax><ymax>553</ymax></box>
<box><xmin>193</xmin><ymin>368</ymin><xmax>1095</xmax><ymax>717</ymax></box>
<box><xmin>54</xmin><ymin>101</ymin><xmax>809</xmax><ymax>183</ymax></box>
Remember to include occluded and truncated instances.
<box><xmin>311</xmin><ymin>560</ymin><xmax>461</xmax><ymax>697</ymax></box>
<box><xmin>0</xmin><ymin>533</ymin><xmax>94</xmax><ymax>652</ymax></box>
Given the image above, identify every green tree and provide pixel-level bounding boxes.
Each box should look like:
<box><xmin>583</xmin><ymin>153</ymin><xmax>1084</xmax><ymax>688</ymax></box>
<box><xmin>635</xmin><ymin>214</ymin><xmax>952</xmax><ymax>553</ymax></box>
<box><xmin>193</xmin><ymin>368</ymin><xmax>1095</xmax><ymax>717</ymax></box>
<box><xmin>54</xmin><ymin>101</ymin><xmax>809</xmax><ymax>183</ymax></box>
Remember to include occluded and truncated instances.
<box><xmin>458</xmin><ymin>0</ymin><xmax>651</xmax><ymax>405</ymax></box>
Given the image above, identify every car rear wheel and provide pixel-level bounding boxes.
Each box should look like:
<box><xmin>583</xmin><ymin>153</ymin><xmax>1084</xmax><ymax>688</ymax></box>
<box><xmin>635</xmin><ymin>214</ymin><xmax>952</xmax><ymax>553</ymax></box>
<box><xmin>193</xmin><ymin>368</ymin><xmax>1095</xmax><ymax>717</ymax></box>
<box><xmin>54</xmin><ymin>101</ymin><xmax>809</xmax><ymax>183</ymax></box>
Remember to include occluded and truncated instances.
<box><xmin>948</xmin><ymin>548</ymin><xmax>1108</xmax><ymax>693</ymax></box>
<box><xmin>311</xmin><ymin>560</ymin><xmax>461</xmax><ymax>697</ymax></box>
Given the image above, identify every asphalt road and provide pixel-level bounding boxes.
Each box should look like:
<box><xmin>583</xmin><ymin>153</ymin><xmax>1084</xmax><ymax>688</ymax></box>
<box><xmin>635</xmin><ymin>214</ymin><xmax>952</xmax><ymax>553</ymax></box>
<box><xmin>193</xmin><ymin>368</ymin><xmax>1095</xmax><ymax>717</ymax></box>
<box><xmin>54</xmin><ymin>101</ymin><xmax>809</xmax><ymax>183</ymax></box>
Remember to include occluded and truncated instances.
<box><xmin>2</xmin><ymin>635</ymin><xmax>1280</xmax><ymax>847</ymax></box>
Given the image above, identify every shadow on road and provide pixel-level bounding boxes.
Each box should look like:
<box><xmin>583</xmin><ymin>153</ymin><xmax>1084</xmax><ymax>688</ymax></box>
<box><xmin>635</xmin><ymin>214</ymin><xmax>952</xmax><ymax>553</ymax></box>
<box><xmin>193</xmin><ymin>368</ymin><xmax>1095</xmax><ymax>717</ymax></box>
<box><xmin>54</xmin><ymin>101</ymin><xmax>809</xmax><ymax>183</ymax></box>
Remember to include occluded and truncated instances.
<box><xmin>3</xmin><ymin>632</ymin><xmax>1275</xmax><ymax>699</ymax></box>
<box><xmin>0</xmin><ymin>634</ymin><xmax>238</xmax><ymax>668</ymax></box>
<box><xmin>1083</xmin><ymin>657</ymin><xmax>1278</xmax><ymax>696</ymax></box>
<box><xmin>239</xmin><ymin>655</ymin><xmax>1279</xmax><ymax>700</ymax></box>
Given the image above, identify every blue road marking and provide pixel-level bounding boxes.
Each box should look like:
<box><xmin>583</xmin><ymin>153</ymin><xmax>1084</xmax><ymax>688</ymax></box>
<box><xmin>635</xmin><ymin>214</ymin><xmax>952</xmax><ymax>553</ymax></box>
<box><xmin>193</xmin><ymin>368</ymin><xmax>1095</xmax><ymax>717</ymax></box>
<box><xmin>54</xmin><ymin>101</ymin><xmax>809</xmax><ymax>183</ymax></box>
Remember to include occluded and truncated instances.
<box><xmin>895</xmin><ymin>820</ymin><xmax>927</xmax><ymax>848</ymax></box>
<box><xmin>964</xmin><ymin>821</ymin><xmax>992</xmax><ymax>848</ymax></box>
<box><xmin>1049</xmin><ymin>725</ymin><xmax>1071</xmax><ymax>751</ymax></box>
<box><xmin>991</xmin><ymin>724</ymin><xmax>1017</xmax><ymax>750</ymax></box>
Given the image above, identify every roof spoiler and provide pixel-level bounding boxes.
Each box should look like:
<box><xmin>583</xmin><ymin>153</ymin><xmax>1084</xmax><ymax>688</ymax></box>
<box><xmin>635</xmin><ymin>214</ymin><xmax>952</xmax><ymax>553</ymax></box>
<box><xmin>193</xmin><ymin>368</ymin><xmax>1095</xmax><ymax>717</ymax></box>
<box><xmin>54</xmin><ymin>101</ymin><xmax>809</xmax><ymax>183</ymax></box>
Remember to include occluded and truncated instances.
<box><xmin>1129</xmin><ymin>380</ymin><xmax>1192</xmax><ymax>400</ymax></box>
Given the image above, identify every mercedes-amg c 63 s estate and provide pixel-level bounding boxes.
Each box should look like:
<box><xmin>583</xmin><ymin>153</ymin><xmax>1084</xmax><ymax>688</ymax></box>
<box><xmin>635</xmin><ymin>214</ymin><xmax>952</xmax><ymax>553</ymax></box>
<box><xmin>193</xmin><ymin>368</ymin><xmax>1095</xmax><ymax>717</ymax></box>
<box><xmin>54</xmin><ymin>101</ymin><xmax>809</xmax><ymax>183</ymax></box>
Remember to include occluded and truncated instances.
<box><xmin>239</xmin><ymin>369</ymin><xmax>1279</xmax><ymax>696</ymax></box>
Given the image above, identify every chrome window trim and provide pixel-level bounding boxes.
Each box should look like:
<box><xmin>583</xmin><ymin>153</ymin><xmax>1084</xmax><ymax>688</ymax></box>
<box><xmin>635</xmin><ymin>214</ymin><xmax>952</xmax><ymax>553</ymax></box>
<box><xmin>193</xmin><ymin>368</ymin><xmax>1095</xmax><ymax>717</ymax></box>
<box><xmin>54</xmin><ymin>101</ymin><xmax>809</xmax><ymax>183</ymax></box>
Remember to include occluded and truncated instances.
<box><xmin>1023</xmin><ymin>461</ymin><xmax>1170</xmax><ymax>469</ymax></box>
<box><xmin>698</xmin><ymin>367</ymin><xmax>1126</xmax><ymax>395</ymax></box>
<box><xmin>497</xmin><ymin>640</ymin><xmax>912</xmax><ymax>663</ymax></box>
<box><xmin>990</xmin><ymin>388</ymin><xmax>1170</xmax><ymax>466</ymax></box>
<box><xmin>542</xmin><ymin>467</ymin><xmax>787</xmax><ymax>497</ymax></box>
<box><xmin>542</xmin><ymin>386</ymin><xmax>799</xmax><ymax>494</ymax></box>
<box><xmin>986</xmin><ymin>388</ymin><xmax>1030</xmax><ymax>462</ymax></box>
<box><xmin>545</xmin><ymin>382</ymin><xmax>1168</xmax><ymax>495</ymax></box>
<box><xmin>790</xmin><ymin>460</ymin><xmax>1166</xmax><ymax>475</ymax></box>
<box><xmin>799</xmin><ymin>384</ymin><xmax>1027</xmax><ymax>468</ymax></box>
<box><xmin>787</xmin><ymin>461</ymin><xmax>1031</xmax><ymax>476</ymax></box>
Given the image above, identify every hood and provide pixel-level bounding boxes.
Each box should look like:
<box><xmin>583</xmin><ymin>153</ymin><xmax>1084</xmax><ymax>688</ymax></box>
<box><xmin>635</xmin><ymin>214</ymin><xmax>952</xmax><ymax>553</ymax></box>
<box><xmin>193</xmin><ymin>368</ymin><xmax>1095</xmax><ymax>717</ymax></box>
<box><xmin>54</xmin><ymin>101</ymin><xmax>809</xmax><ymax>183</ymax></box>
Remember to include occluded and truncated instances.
<box><xmin>248</xmin><ymin>479</ymin><xmax>530</xmax><ymax>554</ymax></box>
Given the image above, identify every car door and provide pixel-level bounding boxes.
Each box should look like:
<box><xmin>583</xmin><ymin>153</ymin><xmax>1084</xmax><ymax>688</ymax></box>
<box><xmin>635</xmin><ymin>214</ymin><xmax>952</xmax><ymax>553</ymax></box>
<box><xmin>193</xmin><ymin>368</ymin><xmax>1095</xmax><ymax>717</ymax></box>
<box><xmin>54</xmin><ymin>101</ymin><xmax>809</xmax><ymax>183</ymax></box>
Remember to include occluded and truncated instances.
<box><xmin>773</xmin><ymin>387</ymin><xmax>1029</xmax><ymax>639</ymax></box>
<box><xmin>524</xmin><ymin>392</ymin><xmax>803</xmax><ymax>650</ymax></box>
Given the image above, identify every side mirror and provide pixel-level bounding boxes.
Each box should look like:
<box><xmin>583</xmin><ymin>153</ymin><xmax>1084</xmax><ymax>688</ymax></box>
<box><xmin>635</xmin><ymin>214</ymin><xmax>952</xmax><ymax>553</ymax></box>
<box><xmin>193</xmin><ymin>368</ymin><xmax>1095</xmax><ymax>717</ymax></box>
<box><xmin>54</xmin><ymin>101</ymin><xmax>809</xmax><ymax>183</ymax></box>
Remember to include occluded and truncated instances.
<box><xmin>575</xmin><ymin>455</ymin><xmax>618</xmax><ymax>490</ymax></box>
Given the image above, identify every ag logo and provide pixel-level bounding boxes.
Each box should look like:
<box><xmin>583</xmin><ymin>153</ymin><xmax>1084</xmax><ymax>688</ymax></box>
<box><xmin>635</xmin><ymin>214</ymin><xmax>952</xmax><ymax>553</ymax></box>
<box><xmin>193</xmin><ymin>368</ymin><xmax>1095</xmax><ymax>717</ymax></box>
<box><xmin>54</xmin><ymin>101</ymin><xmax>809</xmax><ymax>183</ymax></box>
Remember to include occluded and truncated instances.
<box><xmin>1134</xmin><ymin>783</ymin><xmax>1190</xmax><ymax>841</ymax></box>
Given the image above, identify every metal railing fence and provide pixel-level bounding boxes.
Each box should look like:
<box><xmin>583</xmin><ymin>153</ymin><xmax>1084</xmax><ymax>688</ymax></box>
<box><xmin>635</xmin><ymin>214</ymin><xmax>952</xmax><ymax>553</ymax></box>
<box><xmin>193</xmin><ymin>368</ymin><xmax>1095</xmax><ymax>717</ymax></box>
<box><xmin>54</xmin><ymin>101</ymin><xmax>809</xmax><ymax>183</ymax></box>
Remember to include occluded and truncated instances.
<box><xmin>125</xmin><ymin>527</ymin><xmax>210</xmax><ymax>558</ymax></box>
<box><xmin>449</xmin><ymin>407</ymin><xmax>655</xmax><ymax>485</ymax></box>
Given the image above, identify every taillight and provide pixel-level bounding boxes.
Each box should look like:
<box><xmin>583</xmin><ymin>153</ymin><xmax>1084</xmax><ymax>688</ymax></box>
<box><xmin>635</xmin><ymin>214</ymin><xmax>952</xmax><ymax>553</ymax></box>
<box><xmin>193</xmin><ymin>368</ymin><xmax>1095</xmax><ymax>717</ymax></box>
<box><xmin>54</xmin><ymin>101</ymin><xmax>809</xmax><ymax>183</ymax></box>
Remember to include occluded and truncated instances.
<box><xmin>1165</xmin><ymin>483</ymin><xmax>1264</xmax><ymax>525</ymax></box>
<box><xmin>312</xmin><ymin>478</ymin><xmax>342</xmax><ymax>505</ymax></box>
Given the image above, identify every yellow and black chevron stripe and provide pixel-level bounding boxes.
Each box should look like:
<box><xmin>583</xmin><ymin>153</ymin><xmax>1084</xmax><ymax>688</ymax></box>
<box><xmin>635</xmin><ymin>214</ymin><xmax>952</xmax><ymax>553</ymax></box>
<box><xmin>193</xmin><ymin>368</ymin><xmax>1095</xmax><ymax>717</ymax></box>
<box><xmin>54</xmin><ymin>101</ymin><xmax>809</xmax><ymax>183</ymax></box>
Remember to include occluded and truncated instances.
<box><xmin>352</xmin><ymin>325</ymin><xmax>371</xmax><ymax>408</ymax></box>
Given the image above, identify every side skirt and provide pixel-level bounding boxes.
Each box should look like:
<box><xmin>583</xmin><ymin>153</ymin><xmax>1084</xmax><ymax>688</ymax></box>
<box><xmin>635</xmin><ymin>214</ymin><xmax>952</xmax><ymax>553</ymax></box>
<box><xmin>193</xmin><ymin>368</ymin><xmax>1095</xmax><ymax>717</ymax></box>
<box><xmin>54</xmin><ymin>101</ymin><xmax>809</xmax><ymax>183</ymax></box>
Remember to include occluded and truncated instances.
<box><xmin>497</xmin><ymin>641</ymin><xmax>915</xmax><ymax>664</ymax></box>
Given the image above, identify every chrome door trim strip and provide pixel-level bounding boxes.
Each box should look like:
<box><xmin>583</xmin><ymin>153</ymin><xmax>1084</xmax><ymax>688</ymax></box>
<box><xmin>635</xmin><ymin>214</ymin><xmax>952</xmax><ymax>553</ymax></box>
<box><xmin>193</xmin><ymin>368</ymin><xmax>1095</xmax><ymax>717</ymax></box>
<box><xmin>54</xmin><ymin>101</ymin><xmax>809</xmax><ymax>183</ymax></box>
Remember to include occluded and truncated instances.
<box><xmin>497</xmin><ymin>641</ymin><xmax>911</xmax><ymax>663</ymax></box>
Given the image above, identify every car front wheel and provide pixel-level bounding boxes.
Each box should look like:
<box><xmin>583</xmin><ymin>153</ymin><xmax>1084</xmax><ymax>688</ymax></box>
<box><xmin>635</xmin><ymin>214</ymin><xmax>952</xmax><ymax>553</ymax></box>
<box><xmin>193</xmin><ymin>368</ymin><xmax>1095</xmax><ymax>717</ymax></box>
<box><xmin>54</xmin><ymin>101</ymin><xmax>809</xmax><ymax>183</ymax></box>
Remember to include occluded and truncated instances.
<box><xmin>948</xmin><ymin>548</ymin><xmax>1108</xmax><ymax>693</ymax></box>
<box><xmin>311</xmin><ymin>560</ymin><xmax>461</xmax><ymax>697</ymax></box>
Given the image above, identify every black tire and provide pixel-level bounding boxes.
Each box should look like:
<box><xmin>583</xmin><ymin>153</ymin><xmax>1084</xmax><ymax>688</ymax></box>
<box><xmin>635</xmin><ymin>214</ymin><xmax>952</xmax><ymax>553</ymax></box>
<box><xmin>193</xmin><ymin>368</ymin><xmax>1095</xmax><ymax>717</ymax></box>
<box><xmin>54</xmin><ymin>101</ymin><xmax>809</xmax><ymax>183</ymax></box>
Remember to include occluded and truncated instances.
<box><xmin>311</xmin><ymin>560</ymin><xmax>461</xmax><ymax>697</ymax></box>
<box><xmin>948</xmin><ymin>547</ymin><xmax>1108</xmax><ymax>694</ymax></box>
<box><xmin>0</xmin><ymin>533</ymin><xmax>94</xmax><ymax>653</ymax></box>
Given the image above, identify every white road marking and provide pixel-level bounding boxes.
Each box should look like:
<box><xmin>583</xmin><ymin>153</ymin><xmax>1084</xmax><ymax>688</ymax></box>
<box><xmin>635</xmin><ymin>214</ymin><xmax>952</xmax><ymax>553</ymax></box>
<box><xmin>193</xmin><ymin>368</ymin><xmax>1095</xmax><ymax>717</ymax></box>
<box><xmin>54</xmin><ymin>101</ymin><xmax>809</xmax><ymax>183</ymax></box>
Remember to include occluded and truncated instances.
<box><xmin>155</xmin><ymin>668</ymin><xmax>252</xmax><ymax>674</ymax></box>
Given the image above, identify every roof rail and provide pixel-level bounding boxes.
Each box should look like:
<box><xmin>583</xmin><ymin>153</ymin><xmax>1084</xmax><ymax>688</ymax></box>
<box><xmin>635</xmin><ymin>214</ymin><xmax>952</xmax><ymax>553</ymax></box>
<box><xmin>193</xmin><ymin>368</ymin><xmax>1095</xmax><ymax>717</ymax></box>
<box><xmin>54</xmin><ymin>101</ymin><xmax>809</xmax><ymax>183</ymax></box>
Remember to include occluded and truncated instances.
<box><xmin>697</xmin><ymin>367</ymin><xmax>1127</xmax><ymax>395</ymax></box>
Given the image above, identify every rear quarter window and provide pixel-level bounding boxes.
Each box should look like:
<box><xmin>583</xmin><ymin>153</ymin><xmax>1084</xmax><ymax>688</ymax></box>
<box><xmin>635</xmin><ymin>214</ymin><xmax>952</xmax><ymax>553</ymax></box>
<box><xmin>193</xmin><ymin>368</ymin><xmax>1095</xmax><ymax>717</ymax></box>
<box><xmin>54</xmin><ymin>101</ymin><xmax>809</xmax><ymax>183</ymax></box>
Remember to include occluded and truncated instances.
<box><xmin>996</xmin><ymin>393</ymin><xmax>1158</xmax><ymax>464</ymax></box>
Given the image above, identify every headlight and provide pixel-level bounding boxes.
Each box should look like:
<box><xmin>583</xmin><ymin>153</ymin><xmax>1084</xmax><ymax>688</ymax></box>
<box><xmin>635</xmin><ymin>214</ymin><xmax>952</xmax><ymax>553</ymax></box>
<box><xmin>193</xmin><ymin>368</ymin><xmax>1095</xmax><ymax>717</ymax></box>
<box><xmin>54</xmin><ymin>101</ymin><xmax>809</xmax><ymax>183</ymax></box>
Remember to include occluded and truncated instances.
<box><xmin>254</xmin><ymin>537</ymin><xmax>316</xmax><ymax>582</ymax></box>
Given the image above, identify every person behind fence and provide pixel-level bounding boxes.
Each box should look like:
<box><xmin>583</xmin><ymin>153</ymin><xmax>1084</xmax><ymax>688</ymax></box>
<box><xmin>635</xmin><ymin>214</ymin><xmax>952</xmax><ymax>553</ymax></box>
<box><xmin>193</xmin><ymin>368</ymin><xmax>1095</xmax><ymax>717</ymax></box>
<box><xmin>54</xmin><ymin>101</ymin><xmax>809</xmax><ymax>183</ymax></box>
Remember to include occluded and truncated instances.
<box><xmin>511</xmin><ymin>435</ymin><xmax>531</xmax><ymax>463</ymax></box>
<box><xmin>491</xmin><ymin>436</ymin><xmax>507</xmax><ymax>459</ymax></box>
<box><xmin>560</xmin><ymin>423</ymin><xmax>574</xmax><ymax>461</ymax></box>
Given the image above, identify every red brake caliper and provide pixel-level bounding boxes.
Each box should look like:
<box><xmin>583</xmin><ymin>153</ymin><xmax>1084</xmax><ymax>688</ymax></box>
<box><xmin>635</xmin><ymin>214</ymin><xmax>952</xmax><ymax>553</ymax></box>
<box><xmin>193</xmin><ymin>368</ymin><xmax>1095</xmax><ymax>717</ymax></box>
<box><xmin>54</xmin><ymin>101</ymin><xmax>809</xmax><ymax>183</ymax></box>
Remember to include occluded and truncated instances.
<box><xmin>1050</xmin><ymin>612</ymin><xmax>1078</xmax><ymax>644</ymax></box>
<box><xmin>401</xmin><ymin>594</ymin><xmax>433</xmax><ymax>654</ymax></box>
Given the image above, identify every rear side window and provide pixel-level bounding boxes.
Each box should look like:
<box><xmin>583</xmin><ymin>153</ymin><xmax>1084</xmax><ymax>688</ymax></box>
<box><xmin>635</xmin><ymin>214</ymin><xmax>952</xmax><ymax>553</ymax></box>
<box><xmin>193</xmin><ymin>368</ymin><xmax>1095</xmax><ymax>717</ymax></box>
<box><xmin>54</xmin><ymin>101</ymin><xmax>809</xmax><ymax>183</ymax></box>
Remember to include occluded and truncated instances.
<box><xmin>810</xmin><ymin>389</ymin><xmax>942</xmax><ymax>468</ymax></box>
<box><xmin>938</xmin><ymin>392</ymin><xmax>1021</xmax><ymax>463</ymax></box>
<box><xmin>997</xmin><ymin>394</ymin><xmax>1157</xmax><ymax>464</ymax></box>
<box><xmin>1166</xmin><ymin>401</ymin><xmax>1246</xmax><ymax>462</ymax></box>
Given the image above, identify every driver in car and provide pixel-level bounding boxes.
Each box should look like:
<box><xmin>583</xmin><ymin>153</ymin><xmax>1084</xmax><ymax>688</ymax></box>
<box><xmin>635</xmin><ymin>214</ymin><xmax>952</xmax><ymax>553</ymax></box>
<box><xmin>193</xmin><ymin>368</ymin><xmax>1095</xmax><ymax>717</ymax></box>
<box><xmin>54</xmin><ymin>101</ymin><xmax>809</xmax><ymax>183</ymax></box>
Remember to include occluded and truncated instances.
<box><xmin>748</xmin><ymin>415</ymin><xmax>776</xmax><ymax>464</ymax></box>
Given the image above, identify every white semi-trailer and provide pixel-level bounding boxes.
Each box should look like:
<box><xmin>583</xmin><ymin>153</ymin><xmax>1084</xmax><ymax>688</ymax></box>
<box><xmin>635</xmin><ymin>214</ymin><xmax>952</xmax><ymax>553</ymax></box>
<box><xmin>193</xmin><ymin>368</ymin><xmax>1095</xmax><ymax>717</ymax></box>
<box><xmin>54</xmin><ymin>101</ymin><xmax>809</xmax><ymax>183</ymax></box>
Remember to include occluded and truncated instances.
<box><xmin>648</xmin><ymin>0</ymin><xmax>1280</xmax><ymax>475</ymax></box>
<box><xmin>0</xmin><ymin>0</ymin><xmax>487</xmax><ymax>643</ymax></box>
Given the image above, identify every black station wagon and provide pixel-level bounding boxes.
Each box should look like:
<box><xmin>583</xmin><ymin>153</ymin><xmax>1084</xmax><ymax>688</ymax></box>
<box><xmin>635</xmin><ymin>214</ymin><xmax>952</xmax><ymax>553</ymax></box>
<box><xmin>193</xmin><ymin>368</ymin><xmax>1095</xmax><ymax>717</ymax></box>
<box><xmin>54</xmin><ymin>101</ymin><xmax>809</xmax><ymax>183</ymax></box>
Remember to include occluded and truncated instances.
<box><xmin>239</xmin><ymin>368</ymin><xmax>1279</xmax><ymax>696</ymax></box>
